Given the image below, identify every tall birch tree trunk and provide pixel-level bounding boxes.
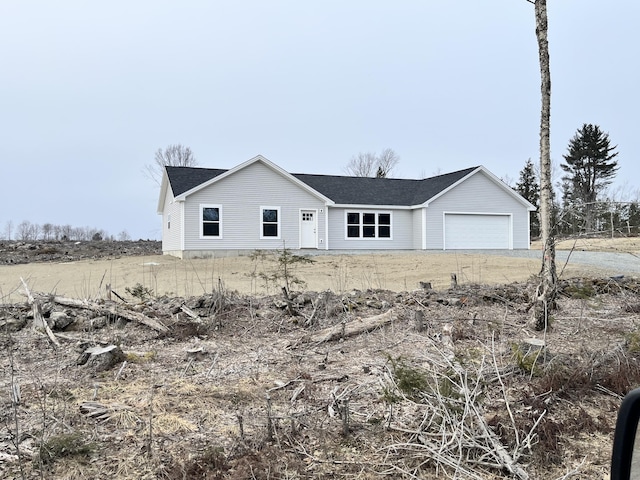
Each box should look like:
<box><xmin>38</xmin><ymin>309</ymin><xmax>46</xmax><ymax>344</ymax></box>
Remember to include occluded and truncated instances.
<box><xmin>533</xmin><ymin>0</ymin><xmax>557</xmax><ymax>330</ymax></box>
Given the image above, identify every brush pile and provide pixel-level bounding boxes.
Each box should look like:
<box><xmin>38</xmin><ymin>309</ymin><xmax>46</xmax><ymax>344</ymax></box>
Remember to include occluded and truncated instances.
<box><xmin>0</xmin><ymin>240</ymin><xmax>161</xmax><ymax>265</ymax></box>
<box><xmin>1</xmin><ymin>273</ymin><xmax>640</xmax><ymax>478</ymax></box>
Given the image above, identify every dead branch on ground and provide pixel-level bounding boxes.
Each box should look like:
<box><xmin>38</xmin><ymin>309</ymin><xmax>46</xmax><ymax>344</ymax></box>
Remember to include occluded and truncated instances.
<box><xmin>20</xmin><ymin>278</ymin><xmax>61</xmax><ymax>347</ymax></box>
<box><xmin>291</xmin><ymin>309</ymin><xmax>394</xmax><ymax>346</ymax></box>
<box><xmin>47</xmin><ymin>294</ymin><xmax>168</xmax><ymax>333</ymax></box>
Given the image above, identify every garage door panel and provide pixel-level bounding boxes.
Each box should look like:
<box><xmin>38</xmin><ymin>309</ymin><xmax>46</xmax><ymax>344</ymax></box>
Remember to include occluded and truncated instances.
<box><xmin>444</xmin><ymin>214</ymin><xmax>510</xmax><ymax>249</ymax></box>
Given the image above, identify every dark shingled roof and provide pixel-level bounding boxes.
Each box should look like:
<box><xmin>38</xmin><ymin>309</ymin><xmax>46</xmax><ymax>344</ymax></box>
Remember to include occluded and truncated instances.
<box><xmin>292</xmin><ymin>167</ymin><xmax>478</xmax><ymax>205</ymax></box>
<box><xmin>165</xmin><ymin>166</ymin><xmax>227</xmax><ymax>196</ymax></box>
<box><xmin>165</xmin><ymin>165</ymin><xmax>479</xmax><ymax>206</ymax></box>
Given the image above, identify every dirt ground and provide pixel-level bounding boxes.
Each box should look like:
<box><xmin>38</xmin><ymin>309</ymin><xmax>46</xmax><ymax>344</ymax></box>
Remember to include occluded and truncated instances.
<box><xmin>3</xmin><ymin>236</ymin><xmax>637</xmax><ymax>302</ymax></box>
<box><xmin>0</xmin><ymin>251</ymin><xmax>552</xmax><ymax>301</ymax></box>
<box><xmin>2</xmin><ymin>238</ymin><xmax>640</xmax><ymax>479</ymax></box>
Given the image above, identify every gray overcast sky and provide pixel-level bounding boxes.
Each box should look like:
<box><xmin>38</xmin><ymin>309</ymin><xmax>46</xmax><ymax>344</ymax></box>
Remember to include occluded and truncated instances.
<box><xmin>1</xmin><ymin>1</ymin><xmax>638</xmax><ymax>240</ymax></box>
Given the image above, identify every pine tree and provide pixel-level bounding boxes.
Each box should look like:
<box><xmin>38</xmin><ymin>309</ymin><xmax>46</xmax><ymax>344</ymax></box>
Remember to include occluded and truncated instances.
<box><xmin>561</xmin><ymin>123</ymin><xmax>619</xmax><ymax>233</ymax></box>
<box><xmin>629</xmin><ymin>203</ymin><xmax>640</xmax><ymax>235</ymax></box>
<box><xmin>515</xmin><ymin>159</ymin><xmax>540</xmax><ymax>237</ymax></box>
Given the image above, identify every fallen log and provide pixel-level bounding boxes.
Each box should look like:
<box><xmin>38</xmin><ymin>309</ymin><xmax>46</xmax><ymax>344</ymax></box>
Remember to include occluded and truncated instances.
<box><xmin>293</xmin><ymin>309</ymin><xmax>395</xmax><ymax>345</ymax></box>
<box><xmin>20</xmin><ymin>278</ymin><xmax>61</xmax><ymax>347</ymax></box>
<box><xmin>180</xmin><ymin>304</ymin><xmax>199</xmax><ymax>319</ymax></box>
<box><xmin>47</xmin><ymin>295</ymin><xmax>169</xmax><ymax>333</ymax></box>
<box><xmin>80</xmin><ymin>401</ymin><xmax>134</xmax><ymax>423</ymax></box>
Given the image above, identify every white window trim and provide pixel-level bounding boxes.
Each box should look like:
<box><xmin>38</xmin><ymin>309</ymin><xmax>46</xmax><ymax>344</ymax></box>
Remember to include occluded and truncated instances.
<box><xmin>260</xmin><ymin>206</ymin><xmax>281</xmax><ymax>239</ymax></box>
<box><xmin>344</xmin><ymin>210</ymin><xmax>393</xmax><ymax>240</ymax></box>
<box><xmin>200</xmin><ymin>204</ymin><xmax>223</xmax><ymax>239</ymax></box>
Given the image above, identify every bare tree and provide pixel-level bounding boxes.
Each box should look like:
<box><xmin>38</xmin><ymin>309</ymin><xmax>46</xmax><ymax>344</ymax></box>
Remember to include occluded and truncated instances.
<box><xmin>31</xmin><ymin>223</ymin><xmax>41</xmax><ymax>241</ymax></box>
<box><xmin>17</xmin><ymin>221</ymin><xmax>32</xmax><ymax>241</ymax></box>
<box><xmin>376</xmin><ymin>148</ymin><xmax>400</xmax><ymax>178</ymax></box>
<box><xmin>345</xmin><ymin>152</ymin><xmax>378</xmax><ymax>177</ymax></box>
<box><xmin>4</xmin><ymin>220</ymin><xmax>13</xmax><ymax>240</ymax></box>
<box><xmin>345</xmin><ymin>148</ymin><xmax>400</xmax><ymax>178</ymax></box>
<box><xmin>42</xmin><ymin>223</ymin><xmax>53</xmax><ymax>241</ymax></box>
<box><xmin>61</xmin><ymin>224</ymin><xmax>73</xmax><ymax>240</ymax></box>
<box><xmin>145</xmin><ymin>144</ymin><xmax>198</xmax><ymax>185</ymax></box>
<box><xmin>529</xmin><ymin>0</ymin><xmax>556</xmax><ymax>331</ymax></box>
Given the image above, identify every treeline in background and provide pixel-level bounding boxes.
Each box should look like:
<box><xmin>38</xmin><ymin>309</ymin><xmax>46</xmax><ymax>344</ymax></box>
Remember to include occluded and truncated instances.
<box><xmin>0</xmin><ymin>220</ymin><xmax>131</xmax><ymax>242</ymax></box>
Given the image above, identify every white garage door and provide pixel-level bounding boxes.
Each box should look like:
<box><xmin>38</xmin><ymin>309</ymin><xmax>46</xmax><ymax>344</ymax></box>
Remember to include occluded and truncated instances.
<box><xmin>444</xmin><ymin>214</ymin><xmax>510</xmax><ymax>249</ymax></box>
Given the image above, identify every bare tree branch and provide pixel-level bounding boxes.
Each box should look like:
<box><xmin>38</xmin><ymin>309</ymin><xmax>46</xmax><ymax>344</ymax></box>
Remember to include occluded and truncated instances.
<box><xmin>344</xmin><ymin>148</ymin><xmax>400</xmax><ymax>178</ymax></box>
<box><xmin>144</xmin><ymin>144</ymin><xmax>198</xmax><ymax>186</ymax></box>
<box><xmin>345</xmin><ymin>152</ymin><xmax>377</xmax><ymax>177</ymax></box>
<box><xmin>376</xmin><ymin>148</ymin><xmax>400</xmax><ymax>178</ymax></box>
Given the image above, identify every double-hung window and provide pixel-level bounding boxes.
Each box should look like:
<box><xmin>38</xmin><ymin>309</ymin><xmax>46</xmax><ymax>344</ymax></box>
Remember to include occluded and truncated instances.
<box><xmin>346</xmin><ymin>211</ymin><xmax>391</xmax><ymax>239</ymax></box>
<box><xmin>260</xmin><ymin>206</ymin><xmax>280</xmax><ymax>239</ymax></box>
<box><xmin>201</xmin><ymin>204</ymin><xmax>222</xmax><ymax>238</ymax></box>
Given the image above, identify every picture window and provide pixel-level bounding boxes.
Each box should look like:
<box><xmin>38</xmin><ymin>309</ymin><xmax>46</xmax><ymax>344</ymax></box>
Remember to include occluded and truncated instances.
<box><xmin>346</xmin><ymin>211</ymin><xmax>391</xmax><ymax>239</ymax></box>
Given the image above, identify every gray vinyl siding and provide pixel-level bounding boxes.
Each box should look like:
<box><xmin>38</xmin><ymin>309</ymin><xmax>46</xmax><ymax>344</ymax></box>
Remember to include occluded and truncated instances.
<box><xmin>161</xmin><ymin>188</ymin><xmax>182</xmax><ymax>254</ymax></box>
<box><xmin>182</xmin><ymin>162</ymin><xmax>326</xmax><ymax>252</ymax></box>
<box><xmin>326</xmin><ymin>207</ymin><xmax>414</xmax><ymax>250</ymax></box>
<box><xmin>412</xmin><ymin>208</ymin><xmax>424</xmax><ymax>249</ymax></box>
<box><xmin>425</xmin><ymin>171</ymin><xmax>530</xmax><ymax>249</ymax></box>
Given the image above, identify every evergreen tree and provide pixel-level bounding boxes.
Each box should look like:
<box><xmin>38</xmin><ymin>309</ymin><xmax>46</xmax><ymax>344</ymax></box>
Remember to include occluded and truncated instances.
<box><xmin>561</xmin><ymin>123</ymin><xmax>619</xmax><ymax>233</ymax></box>
<box><xmin>628</xmin><ymin>203</ymin><xmax>640</xmax><ymax>235</ymax></box>
<box><xmin>515</xmin><ymin>159</ymin><xmax>540</xmax><ymax>237</ymax></box>
<box><xmin>558</xmin><ymin>177</ymin><xmax>580</xmax><ymax>235</ymax></box>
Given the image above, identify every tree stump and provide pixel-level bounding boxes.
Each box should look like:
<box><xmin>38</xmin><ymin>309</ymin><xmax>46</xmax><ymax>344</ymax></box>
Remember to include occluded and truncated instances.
<box><xmin>78</xmin><ymin>345</ymin><xmax>125</xmax><ymax>371</ymax></box>
<box><xmin>415</xmin><ymin>310</ymin><xmax>427</xmax><ymax>332</ymax></box>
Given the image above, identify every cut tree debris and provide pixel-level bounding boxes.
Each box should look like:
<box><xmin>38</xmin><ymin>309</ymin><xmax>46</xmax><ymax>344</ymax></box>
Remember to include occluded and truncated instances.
<box><xmin>20</xmin><ymin>277</ymin><xmax>61</xmax><ymax>347</ymax></box>
<box><xmin>4</xmin><ymin>266</ymin><xmax>637</xmax><ymax>479</ymax></box>
<box><xmin>291</xmin><ymin>309</ymin><xmax>395</xmax><ymax>346</ymax></box>
<box><xmin>18</xmin><ymin>279</ymin><xmax>168</xmax><ymax>334</ymax></box>
<box><xmin>47</xmin><ymin>294</ymin><xmax>168</xmax><ymax>333</ymax></box>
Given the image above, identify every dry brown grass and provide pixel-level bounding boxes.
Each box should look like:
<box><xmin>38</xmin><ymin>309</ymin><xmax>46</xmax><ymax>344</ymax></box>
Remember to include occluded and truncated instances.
<box><xmin>531</xmin><ymin>235</ymin><xmax>640</xmax><ymax>253</ymax></box>
<box><xmin>0</xmin><ymin>247</ymin><xmax>621</xmax><ymax>302</ymax></box>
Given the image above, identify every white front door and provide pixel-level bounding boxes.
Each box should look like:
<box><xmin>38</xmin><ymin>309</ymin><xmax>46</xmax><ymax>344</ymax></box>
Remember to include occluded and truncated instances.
<box><xmin>300</xmin><ymin>210</ymin><xmax>317</xmax><ymax>248</ymax></box>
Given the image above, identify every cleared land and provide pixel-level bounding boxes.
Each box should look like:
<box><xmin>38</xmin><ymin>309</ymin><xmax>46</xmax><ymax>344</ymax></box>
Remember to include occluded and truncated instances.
<box><xmin>1</xmin><ymin>238</ymin><xmax>640</xmax><ymax>479</ymax></box>
<box><xmin>3</xmin><ymin>238</ymin><xmax>638</xmax><ymax>301</ymax></box>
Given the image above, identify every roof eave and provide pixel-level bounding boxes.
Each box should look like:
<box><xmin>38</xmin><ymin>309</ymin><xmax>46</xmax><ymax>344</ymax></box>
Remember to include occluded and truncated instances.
<box><xmin>156</xmin><ymin>168</ymin><xmax>171</xmax><ymax>214</ymax></box>
<box><xmin>331</xmin><ymin>203</ymin><xmax>412</xmax><ymax>210</ymax></box>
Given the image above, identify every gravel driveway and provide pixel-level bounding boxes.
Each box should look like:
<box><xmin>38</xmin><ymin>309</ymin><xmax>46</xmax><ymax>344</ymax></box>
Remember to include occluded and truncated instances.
<box><xmin>462</xmin><ymin>249</ymin><xmax>640</xmax><ymax>276</ymax></box>
<box><xmin>309</xmin><ymin>248</ymin><xmax>640</xmax><ymax>277</ymax></box>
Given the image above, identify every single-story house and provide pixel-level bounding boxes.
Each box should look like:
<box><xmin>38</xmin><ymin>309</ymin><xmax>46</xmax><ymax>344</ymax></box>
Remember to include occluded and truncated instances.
<box><xmin>157</xmin><ymin>155</ymin><xmax>535</xmax><ymax>258</ymax></box>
